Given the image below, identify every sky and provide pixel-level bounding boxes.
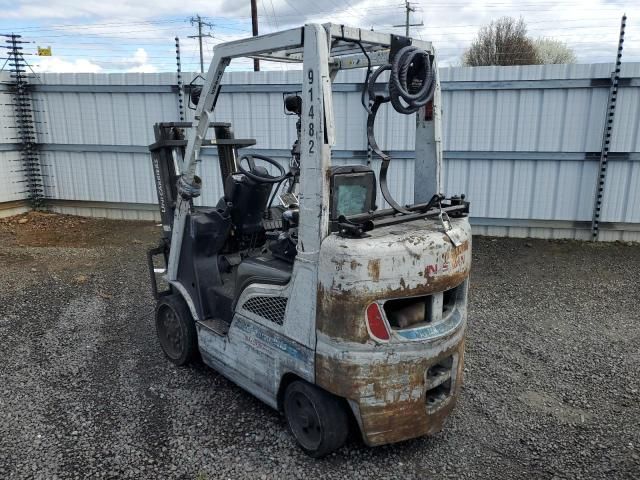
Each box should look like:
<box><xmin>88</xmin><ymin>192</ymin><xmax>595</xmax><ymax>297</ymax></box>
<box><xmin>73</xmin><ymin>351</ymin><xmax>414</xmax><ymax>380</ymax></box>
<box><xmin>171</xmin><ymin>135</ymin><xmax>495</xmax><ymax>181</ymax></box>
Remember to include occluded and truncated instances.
<box><xmin>0</xmin><ymin>0</ymin><xmax>638</xmax><ymax>73</ymax></box>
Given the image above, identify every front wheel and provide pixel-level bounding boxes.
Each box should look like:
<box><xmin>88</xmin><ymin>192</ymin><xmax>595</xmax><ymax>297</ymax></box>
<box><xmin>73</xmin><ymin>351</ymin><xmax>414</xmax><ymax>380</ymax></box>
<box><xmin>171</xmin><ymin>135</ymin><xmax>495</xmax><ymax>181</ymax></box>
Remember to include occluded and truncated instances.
<box><xmin>283</xmin><ymin>380</ymin><xmax>349</xmax><ymax>458</ymax></box>
<box><xmin>155</xmin><ymin>294</ymin><xmax>198</xmax><ymax>366</ymax></box>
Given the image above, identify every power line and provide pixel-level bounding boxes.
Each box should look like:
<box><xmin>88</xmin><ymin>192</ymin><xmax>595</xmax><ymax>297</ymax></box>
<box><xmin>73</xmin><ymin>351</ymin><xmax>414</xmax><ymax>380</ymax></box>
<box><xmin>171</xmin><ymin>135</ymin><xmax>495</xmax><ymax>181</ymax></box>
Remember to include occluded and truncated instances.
<box><xmin>7</xmin><ymin>12</ymin><xmax>629</xmax><ymax>35</ymax></box>
<box><xmin>3</xmin><ymin>2</ymin><xmax>629</xmax><ymax>35</ymax></box>
<box><xmin>11</xmin><ymin>19</ymin><xmax>187</xmax><ymax>31</ymax></box>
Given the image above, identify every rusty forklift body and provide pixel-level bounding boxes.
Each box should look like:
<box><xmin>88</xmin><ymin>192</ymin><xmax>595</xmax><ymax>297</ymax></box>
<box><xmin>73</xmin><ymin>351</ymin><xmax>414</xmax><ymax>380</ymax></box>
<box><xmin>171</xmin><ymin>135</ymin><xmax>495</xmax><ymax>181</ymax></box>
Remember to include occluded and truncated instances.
<box><xmin>148</xmin><ymin>23</ymin><xmax>472</xmax><ymax>455</ymax></box>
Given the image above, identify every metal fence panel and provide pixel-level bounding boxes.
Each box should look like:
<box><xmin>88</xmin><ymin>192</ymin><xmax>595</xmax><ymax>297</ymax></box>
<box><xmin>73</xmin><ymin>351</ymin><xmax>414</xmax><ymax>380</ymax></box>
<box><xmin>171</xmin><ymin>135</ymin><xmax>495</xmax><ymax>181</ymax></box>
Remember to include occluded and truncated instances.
<box><xmin>34</xmin><ymin>91</ymin><xmax>178</xmax><ymax>146</ymax></box>
<box><xmin>0</xmin><ymin>64</ymin><xmax>638</xmax><ymax>240</ymax></box>
<box><xmin>0</xmin><ymin>151</ymin><xmax>25</xmax><ymax>203</ymax></box>
<box><xmin>40</xmin><ymin>151</ymin><xmax>156</xmax><ymax>204</ymax></box>
<box><xmin>0</xmin><ymin>73</ymin><xmax>26</xmax><ymax>205</ymax></box>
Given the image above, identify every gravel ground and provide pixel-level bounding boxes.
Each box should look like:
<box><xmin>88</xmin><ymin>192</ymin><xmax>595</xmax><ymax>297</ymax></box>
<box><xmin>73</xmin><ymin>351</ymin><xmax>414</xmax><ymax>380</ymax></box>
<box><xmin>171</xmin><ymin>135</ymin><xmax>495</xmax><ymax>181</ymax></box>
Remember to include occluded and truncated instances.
<box><xmin>0</xmin><ymin>212</ymin><xmax>639</xmax><ymax>479</ymax></box>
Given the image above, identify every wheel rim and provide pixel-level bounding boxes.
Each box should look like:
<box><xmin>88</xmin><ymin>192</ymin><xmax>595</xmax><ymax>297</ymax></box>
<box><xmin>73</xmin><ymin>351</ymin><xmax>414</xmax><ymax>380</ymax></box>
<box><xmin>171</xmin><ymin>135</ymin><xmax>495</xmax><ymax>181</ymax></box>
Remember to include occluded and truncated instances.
<box><xmin>286</xmin><ymin>390</ymin><xmax>323</xmax><ymax>451</ymax></box>
<box><xmin>157</xmin><ymin>305</ymin><xmax>183</xmax><ymax>360</ymax></box>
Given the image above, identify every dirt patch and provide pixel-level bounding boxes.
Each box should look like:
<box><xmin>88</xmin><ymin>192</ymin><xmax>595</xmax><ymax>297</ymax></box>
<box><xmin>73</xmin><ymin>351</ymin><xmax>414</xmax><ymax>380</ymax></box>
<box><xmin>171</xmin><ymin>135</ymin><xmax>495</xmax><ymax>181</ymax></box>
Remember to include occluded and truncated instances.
<box><xmin>519</xmin><ymin>391</ymin><xmax>593</xmax><ymax>425</ymax></box>
<box><xmin>0</xmin><ymin>211</ymin><xmax>157</xmax><ymax>248</ymax></box>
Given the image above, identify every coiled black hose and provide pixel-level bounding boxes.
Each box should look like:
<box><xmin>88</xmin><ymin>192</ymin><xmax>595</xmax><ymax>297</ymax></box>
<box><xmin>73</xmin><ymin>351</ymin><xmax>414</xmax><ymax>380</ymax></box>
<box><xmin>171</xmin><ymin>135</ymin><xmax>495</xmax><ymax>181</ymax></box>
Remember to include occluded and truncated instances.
<box><xmin>364</xmin><ymin>46</ymin><xmax>435</xmax><ymax>114</ymax></box>
<box><xmin>365</xmin><ymin>45</ymin><xmax>436</xmax><ymax>213</ymax></box>
<box><xmin>389</xmin><ymin>46</ymin><xmax>435</xmax><ymax>113</ymax></box>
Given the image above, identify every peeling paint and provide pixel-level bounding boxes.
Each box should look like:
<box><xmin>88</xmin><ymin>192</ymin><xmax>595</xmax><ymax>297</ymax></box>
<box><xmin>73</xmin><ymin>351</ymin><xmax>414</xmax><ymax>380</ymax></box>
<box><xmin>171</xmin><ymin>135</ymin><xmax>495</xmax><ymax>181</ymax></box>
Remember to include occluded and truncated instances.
<box><xmin>367</xmin><ymin>259</ymin><xmax>381</xmax><ymax>281</ymax></box>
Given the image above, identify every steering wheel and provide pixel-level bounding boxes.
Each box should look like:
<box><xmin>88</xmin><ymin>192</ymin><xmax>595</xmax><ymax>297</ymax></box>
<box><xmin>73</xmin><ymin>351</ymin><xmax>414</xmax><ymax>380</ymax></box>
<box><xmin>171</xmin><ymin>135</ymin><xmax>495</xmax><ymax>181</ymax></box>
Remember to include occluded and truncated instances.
<box><xmin>238</xmin><ymin>154</ymin><xmax>287</xmax><ymax>184</ymax></box>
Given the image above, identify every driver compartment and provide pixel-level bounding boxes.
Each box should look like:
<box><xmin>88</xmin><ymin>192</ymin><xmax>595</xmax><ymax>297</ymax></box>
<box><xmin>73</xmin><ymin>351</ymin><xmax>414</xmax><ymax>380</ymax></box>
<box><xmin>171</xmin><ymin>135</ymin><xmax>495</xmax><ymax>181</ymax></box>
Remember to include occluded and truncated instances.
<box><xmin>149</xmin><ymin>120</ymin><xmax>376</xmax><ymax>332</ymax></box>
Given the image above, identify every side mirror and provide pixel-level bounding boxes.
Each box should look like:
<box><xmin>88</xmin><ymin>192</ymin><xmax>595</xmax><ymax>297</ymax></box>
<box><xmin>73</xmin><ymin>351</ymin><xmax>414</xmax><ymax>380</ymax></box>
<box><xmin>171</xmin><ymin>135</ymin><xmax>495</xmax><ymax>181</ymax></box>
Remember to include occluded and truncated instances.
<box><xmin>284</xmin><ymin>95</ymin><xmax>302</xmax><ymax>116</ymax></box>
<box><xmin>189</xmin><ymin>85</ymin><xmax>202</xmax><ymax>107</ymax></box>
<box><xmin>186</xmin><ymin>74</ymin><xmax>205</xmax><ymax>110</ymax></box>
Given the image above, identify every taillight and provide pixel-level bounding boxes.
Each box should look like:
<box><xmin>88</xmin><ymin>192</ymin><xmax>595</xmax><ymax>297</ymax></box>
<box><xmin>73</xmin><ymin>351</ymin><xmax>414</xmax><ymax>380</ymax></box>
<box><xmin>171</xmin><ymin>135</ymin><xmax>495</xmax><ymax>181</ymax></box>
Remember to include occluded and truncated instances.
<box><xmin>366</xmin><ymin>303</ymin><xmax>390</xmax><ymax>341</ymax></box>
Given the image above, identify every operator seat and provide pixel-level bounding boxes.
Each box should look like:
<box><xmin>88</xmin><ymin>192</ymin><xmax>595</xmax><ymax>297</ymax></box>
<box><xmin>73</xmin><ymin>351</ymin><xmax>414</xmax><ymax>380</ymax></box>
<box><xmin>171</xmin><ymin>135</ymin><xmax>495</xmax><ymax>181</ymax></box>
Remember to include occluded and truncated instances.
<box><xmin>235</xmin><ymin>256</ymin><xmax>292</xmax><ymax>298</ymax></box>
<box><xmin>216</xmin><ymin>166</ymin><xmax>294</xmax><ymax>297</ymax></box>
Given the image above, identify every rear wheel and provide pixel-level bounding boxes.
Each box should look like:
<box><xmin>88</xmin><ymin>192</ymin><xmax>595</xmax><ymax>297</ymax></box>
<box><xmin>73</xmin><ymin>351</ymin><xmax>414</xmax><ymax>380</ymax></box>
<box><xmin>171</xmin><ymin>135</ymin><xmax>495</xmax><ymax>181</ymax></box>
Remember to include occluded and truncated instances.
<box><xmin>283</xmin><ymin>380</ymin><xmax>349</xmax><ymax>458</ymax></box>
<box><xmin>155</xmin><ymin>294</ymin><xmax>198</xmax><ymax>366</ymax></box>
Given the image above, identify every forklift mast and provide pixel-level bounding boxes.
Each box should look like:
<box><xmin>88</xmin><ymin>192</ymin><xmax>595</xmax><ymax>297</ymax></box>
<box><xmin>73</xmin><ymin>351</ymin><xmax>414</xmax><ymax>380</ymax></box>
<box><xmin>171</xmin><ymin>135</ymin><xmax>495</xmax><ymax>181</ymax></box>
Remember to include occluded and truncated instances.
<box><xmin>149</xmin><ymin>122</ymin><xmax>256</xmax><ymax>242</ymax></box>
<box><xmin>162</xmin><ymin>25</ymin><xmax>446</xmax><ymax>341</ymax></box>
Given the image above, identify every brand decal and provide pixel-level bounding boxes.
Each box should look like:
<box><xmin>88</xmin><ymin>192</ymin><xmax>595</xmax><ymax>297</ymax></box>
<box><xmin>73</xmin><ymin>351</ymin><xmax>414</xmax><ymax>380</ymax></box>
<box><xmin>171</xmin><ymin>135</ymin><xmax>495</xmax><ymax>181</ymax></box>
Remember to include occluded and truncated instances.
<box><xmin>234</xmin><ymin>316</ymin><xmax>312</xmax><ymax>363</ymax></box>
<box><xmin>152</xmin><ymin>157</ymin><xmax>166</xmax><ymax>213</ymax></box>
<box><xmin>425</xmin><ymin>242</ymin><xmax>469</xmax><ymax>277</ymax></box>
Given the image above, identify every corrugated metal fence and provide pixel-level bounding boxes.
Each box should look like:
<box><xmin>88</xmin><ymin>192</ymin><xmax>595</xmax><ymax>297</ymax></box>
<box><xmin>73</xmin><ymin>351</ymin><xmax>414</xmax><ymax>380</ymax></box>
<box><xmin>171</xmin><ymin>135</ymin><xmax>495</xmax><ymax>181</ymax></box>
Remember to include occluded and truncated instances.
<box><xmin>1</xmin><ymin>64</ymin><xmax>639</xmax><ymax>241</ymax></box>
<box><xmin>0</xmin><ymin>73</ymin><xmax>26</xmax><ymax>214</ymax></box>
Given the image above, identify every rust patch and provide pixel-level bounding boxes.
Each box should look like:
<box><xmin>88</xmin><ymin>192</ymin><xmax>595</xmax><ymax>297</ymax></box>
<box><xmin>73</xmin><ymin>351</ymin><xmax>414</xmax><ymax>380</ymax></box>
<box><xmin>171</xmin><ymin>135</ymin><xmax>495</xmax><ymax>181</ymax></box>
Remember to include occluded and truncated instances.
<box><xmin>350</xmin><ymin>259</ymin><xmax>362</xmax><ymax>270</ymax></box>
<box><xmin>316</xmin><ymin>339</ymin><xmax>466</xmax><ymax>446</ymax></box>
<box><xmin>317</xmin><ymin>268</ymin><xmax>469</xmax><ymax>343</ymax></box>
<box><xmin>450</xmin><ymin>240</ymin><xmax>470</xmax><ymax>264</ymax></box>
<box><xmin>367</xmin><ymin>259</ymin><xmax>381</xmax><ymax>281</ymax></box>
<box><xmin>316</xmin><ymin>287</ymin><xmax>370</xmax><ymax>342</ymax></box>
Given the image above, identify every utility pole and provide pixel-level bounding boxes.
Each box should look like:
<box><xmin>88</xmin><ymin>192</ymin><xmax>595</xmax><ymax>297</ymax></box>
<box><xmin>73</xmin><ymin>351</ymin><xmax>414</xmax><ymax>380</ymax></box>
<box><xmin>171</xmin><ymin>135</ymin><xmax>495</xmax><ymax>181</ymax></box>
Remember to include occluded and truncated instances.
<box><xmin>189</xmin><ymin>14</ymin><xmax>213</xmax><ymax>73</ymax></box>
<box><xmin>393</xmin><ymin>1</ymin><xmax>423</xmax><ymax>37</ymax></box>
<box><xmin>250</xmin><ymin>0</ymin><xmax>260</xmax><ymax>71</ymax></box>
<box><xmin>404</xmin><ymin>0</ymin><xmax>413</xmax><ymax>36</ymax></box>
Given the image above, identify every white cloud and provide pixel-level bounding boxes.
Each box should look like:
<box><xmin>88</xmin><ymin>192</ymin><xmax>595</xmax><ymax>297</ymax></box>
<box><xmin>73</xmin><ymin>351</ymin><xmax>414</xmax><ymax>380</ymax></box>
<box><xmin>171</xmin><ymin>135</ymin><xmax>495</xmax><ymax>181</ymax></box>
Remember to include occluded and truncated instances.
<box><xmin>30</xmin><ymin>47</ymin><xmax>158</xmax><ymax>73</ymax></box>
<box><xmin>34</xmin><ymin>56</ymin><xmax>103</xmax><ymax>73</ymax></box>
<box><xmin>125</xmin><ymin>48</ymin><xmax>158</xmax><ymax>72</ymax></box>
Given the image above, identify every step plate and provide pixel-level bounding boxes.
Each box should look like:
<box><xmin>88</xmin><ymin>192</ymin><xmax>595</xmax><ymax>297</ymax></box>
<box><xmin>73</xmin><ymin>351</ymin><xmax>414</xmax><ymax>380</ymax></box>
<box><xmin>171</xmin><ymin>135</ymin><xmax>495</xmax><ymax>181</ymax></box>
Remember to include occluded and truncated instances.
<box><xmin>198</xmin><ymin>318</ymin><xmax>230</xmax><ymax>336</ymax></box>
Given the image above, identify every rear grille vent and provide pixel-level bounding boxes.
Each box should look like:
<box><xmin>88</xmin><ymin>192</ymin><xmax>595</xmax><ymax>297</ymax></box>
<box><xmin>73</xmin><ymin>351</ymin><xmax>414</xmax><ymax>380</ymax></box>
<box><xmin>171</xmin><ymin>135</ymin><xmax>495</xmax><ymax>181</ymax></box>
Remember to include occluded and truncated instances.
<box><xmin>425</xmin><ymin>355</ymin><xmax>454</xmax><ymax>412</ymax></box>
<box><xmin>242</xmin><ymin>296</ymin><xmax>288</xmax><ymax>325</ymax></box>
<box><xmin>384</xmin><ymin>281</ymin><xmax>466</xmax><ymax>330</ymax></box>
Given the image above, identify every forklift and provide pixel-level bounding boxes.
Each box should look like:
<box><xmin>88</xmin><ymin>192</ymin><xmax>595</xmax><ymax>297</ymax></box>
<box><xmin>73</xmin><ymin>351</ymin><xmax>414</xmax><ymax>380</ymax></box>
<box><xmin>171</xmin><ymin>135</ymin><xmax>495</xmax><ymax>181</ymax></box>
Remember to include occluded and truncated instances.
<box><xmin>148</xmin><ymin>24</ymin><xmax>472</xmax><ymax>457</ymax></box>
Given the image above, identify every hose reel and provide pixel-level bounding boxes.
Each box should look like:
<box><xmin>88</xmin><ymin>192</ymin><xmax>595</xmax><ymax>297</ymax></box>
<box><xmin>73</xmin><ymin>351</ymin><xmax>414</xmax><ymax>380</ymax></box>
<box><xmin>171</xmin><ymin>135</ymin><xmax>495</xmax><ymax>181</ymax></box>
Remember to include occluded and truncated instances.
<box><xmin>364</xmin><ymin>41</ymin><xmax>436</xmax><ymax>214</ymax></box>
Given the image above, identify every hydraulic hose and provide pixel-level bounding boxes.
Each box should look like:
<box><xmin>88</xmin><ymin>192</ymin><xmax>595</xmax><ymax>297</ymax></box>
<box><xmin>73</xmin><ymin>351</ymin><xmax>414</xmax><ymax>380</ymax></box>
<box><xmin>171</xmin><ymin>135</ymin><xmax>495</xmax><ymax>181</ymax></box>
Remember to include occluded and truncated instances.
<box><xmin>365</xmin><ymin>45</ymin><xmax>436</xmax><ymax>213</ymax></box>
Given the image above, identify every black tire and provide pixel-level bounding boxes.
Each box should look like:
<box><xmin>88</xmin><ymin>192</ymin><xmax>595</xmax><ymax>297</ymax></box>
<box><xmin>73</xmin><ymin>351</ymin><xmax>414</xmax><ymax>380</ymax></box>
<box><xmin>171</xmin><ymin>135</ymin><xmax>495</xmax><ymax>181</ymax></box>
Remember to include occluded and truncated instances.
<box><xmin>283</xmin><ymin>380</ymin><xmax>349</xmax><ymax>458</ymax></box>
<box><xmin>155</xmin><ymin>294</ymin><xmax>198</xmax><ymax>366</ymax></box>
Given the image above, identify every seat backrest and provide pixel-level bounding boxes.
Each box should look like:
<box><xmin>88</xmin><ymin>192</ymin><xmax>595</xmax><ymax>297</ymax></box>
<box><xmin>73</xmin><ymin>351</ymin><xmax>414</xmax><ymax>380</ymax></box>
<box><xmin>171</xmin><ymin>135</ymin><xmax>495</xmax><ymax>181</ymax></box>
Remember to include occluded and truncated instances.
<box><xmin>223</xmin><ymin>168</ymin><xmax>273</xmax><ymax>236</ymax></box>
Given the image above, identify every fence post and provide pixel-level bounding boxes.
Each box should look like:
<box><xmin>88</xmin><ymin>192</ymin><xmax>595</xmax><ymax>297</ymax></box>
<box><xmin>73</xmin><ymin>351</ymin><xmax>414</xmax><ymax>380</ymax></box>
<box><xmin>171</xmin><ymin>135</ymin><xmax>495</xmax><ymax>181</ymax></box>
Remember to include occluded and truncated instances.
<box><xmin>3</xmin><ymin>33</ymin><xmax>46</xmax><ymax>210</ymax></box>
<box><xmin>591</xmin><ymin>14</ymin><xmax>626</xmax><ymax>241</ymax></box>
<box><xmin>175</xmin><ymin>37</ymin><xmax>185</xmax><ymax>122</ymax></box>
